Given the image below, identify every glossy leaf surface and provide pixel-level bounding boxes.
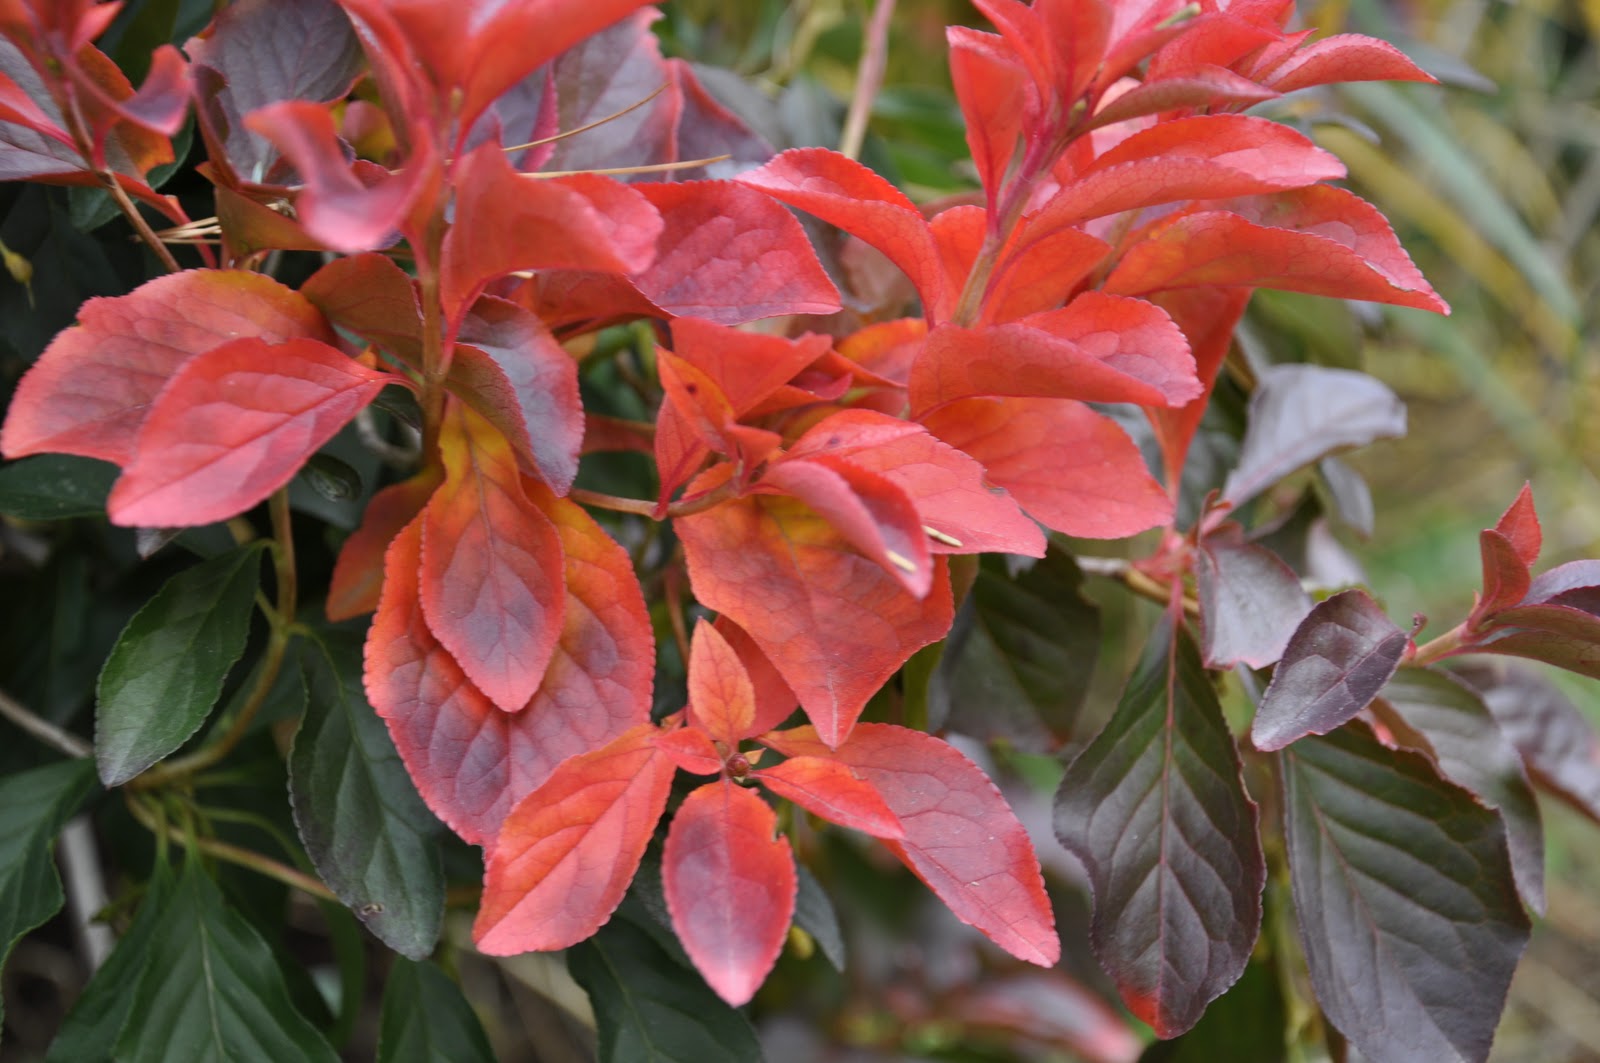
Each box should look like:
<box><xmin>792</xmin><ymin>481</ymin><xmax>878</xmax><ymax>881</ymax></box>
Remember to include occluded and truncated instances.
<box><xmin>289</xmin><ymin>634</ymin><xmax>445</xmax><ymax>959</ymax></box>
<box><xmin>1281</xmin><ymin>722</ymin><xmax>1529</xmax><ymax>1063</ymax></box>
<box><xmin>1055</xmin><ymin>620</ymin><xmax>1264</xmax><ymax>1037</ymax></box>
<box><xmin>95</xmin><ymin>545</ymin><xmax>264</xmax><ymax>786</ymax></box>
<box><xmin>1222</xmin><ymin>365</ymin><xmax>1407</xmax><ymax>509</ymax></box>
<box><xmin>1252</xmin><ymin>590</ymin><xmax>1409</xmax><ymax>751</ymax></box>
<box><xmin>113</xmin><ymin>860</ymin><xmax>339</xmax><ymax>1063</ymax></box>
<box><xmin>1194</xmin><ymin>524</ymin><xmax>1312</xmax><ymax>669</ymax></box>
<box><xmin>1374</xmin><ymin>668</ymin><xmax>1544</xmax><ymax>912</ymax></box>
<box><xmin>678</xmin><ymin>486</ymin><xmax>953</xmax><ymax>747</ymax></box>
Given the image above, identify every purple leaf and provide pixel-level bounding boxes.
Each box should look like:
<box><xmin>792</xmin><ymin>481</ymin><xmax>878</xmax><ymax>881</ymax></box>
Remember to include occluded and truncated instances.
<box><xmin>1476</xmin><ymin>565</ymin><xmax>1600</xmax><ymax>680</ymax></box>
<box><xmin>1373</xmin><ymin>668</ymin><xmax>1545</xmax><ymax>913</ymax></box>
<box><xmin>1194</xmin><ymin>523</ymin><xmax>1312</xmax><ymax>669</ymax></box>
<box><xmin>1222</xmin><ymin>366</ymin><xmax>1405</xmax><ymax>509</ymax></box>
<box><xmin>1458</xmin><ymin>662</ymin><xmax>1600</xmax><ymax>826</ymax></box>
<box><xmin>1281</xmin><ymin>720</ymin><xmax>1530</xmax><ymax>1063</ymax></box>
<box><xmin>1252</xmin><ymin>590</ymin><xmax>1408</xmax><ymax>751</ymax></box>
<box><xmin>186</xmin><ymin>0</ymin><xmax>363</xmax><ymax>185</ymax></box>
<box><xmin>1054</xmin><ymin>619</ymin><xmax>1264</xmax><ymax>1038</ymax></box>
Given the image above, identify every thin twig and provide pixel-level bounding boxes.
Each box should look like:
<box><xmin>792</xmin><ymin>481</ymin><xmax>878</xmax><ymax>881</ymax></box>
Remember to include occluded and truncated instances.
<box><xmin>0</xmin><ymin>687</ymin><xmax>92</xmax><ymax>759</ymax></box>
<box><xmin>502</xmin><ymin>83</ymin><xmax>669</xmax><ymax>154</ymax></box>
<box><xmin>529</xmin><ymin>154</ymin><xmax>732</xmax><ymax>179</ymax></box>
<box><xmin>839</xmin><ymin>0</ymin><xmax>897</xmax><ymax>160</ymax></box>
<box><xmin>126</xmin><ymin>796</ymin><xmax>337</xmax><ymax>902</ymax></box>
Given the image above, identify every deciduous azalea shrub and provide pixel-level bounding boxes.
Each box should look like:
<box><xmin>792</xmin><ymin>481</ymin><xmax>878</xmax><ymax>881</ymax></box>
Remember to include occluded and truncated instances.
<box><xmin>2</xmin><ymin>0</ymin><xmax>1598</xmax><ymax>1059</ymax></box>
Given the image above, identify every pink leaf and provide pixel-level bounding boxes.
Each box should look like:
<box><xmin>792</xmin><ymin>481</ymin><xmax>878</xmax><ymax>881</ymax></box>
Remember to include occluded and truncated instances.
<box><xmin>754</xmin><ymin>755</ymin><xmax>904</xmax><ymax>839</ymax></box>
<box><xmin>663</xmin><ymin>781</ymin><xmax>797</xmax><ymax>1005</ymax></box>
<box><xmin>764</xmin><ymin>723</ymin><xmax>1058</xmax><ymax>965</ymax></box>
<box><xmin>108</xmin><ymin>337</ymin><xmax>388</xmax><ymax>527</ymax></box>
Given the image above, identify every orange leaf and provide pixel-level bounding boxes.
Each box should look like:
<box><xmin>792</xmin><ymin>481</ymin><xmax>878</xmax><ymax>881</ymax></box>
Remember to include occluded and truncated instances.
<box><xmin>474</xmin><ymin>723</ymin><xmax>675</xmax><ymax>953</ymax></box>
<box><xmin>366</xmin><ymin>505</ymin><xmax>651</xmax><ymax>846</ymax></box>
<box><xmin>327</xmin><ymin>469</ymin><xmax>442</xmax><ymax>622</ymax></box>
<box><xmin>686</xmin><ymin>620</ymin><xmax>758</xmax><ymax>745</ymax></box>
<box><xmin>663</xmin><ymin>781</ymin><xmax>796</xmax><ymax>1005</ymax></box>
<box><xmin>419</xmin><ymin>402</ymin><xmax>566</xmax><ymax>712</ymax></box>
<box><xmin>677</xmin><ymin>477</ymin><xmax>953</xmax><ymax>747</ymax></box>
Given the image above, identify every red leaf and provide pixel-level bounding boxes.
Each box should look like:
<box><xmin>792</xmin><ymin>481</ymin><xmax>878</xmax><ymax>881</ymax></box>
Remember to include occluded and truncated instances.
<box><xmin>1037</xmin><ymin>115</ymin><xmax>1345</xmax><ymax>225</ymax></box>
<box><xmin>1144</xmin><ymin>287</ymin><xmax>1252</xmax><ymax>487</ymax></box>
<box><xmin>441</xmin><ymin>143</ymin><xmax>661</xmax><ymax>324</ymax></box>
<box><xmin>1088</xmin><ymin>67</ymin><xmax>1278</xmax><ymax>129</ymax></box>
<box><xmin>669</xmin><ymin>317</ymin><xmax>834</xmax><ymax>417</ymax></box>
<box><xmin>980</xmin><ymin>221</ymin><xmax>1110</xmax><ymax>324</ymax></box>
<box><xmin>366</xmin><ymin>505</ymin><xmax>651</xmax><ymax>845</ymax></box>
<box><xmin>686</xmin><ymin>620</ymin><xmax>758</xmax><ymax>745</ymax></box>
<box><xmin>107</xmin><ymin>338</ymin><xmax>388</xmax><ymax>527</ymax></box>
<box><xmin>785</xmin><ymin>410</ymin><xmax>1046</xmax><ymax>557</ymax></box>
<box><xmin>764</xmin><ymin>723</ymin><xmax>1058</xmax><ymax>965</ymax></box>
<box><xmin>713</xmin><ymin>617</ymin><xmax>799</xmax><ymax>736</ymax></box>
<box><xmin>474</xmin><ymin>723</ymin><xmax>675</xmax><ymax>954</ymax></box>
<box><xmin>753</xmin><ymin>755</ymin><xmax>903</xmax><ymax>839</ymax></box>
<box><xmin>921</xmin><ymin>397</ymin><xmax>1172</xmax><ymax>538</ymax></box>
<box><xmin>652</xmin><ymin>727</ymin><xmax>724</xmax><ymax>775</ymax></box>
<box><xmin>327</xmin><ymin>470</ymin><xmax>442</xmax><ymax>621</ymax></box>
<box><xmin>1106</xmin><ymin>188</ymin><xmax>1448</xmax><ymax>313</ymax></box>
<box><xmin>761</xmin><ymin>456</ymin><xmax>934</xmax><ymax>597</ymax></box>
<box><xmin>1492</xmin><ymin>483</ymin><xmax>1541</xmax><ymax>568</ymax></box>
<box><xmin>630</xmin><ymin>182</ymin><xmax>841</xmax><ymax>324</ymax></box>
<box><xmin>947</xmin><ymin>27</ymin><xmax>1028</xmax><ymax>207</ymax></box>
<box><xmin>419</xmin><ymin>403</ymin><xmax>566</xmax><ymax>712</ymax></box>
<box><xmin>448</xmin><ymin>297</ymin><xmax>583</xmax><ymax>493</ymax></box>
<box><xmin>1</xmin><ymin>270</ymin><xmax>335</xmax><ymax>465</ymax></box>
<box><xmin>300</xmin><ymin>252</ymin><xmax>422</xmax><ymax>363</ymax></box>
<box><xmin>246</xmin><ymin>100</ymin><xmax>433</xmax><ymax>252</ymax></box>
<box><xmin>677</xmin><ymin>478</ymin><xmax>954</xmax><ymax>747</ymax></box>
<box><xmin>1261</xmin><ymin>34</ymin><xmax>1436</xmax><ymax>93</ymax></box>
<box><xmin>737</xmin><ymin>148</ymin><xmax>944</xmax><ymax>313</ymax></box>
<box><xmin>662</xmin><ymin>781</ymin><xmax>796</xmax><ymax>1005</ymax></box>
<box><xmin>1472</xmin><ymin>530</ymin><xmax>1531</xmax><ymax>628</ymax></box>
<box><xmin>911</xmin><ymin>293</ymin><xmax>1200</xmax><ymax>416</ymax></box>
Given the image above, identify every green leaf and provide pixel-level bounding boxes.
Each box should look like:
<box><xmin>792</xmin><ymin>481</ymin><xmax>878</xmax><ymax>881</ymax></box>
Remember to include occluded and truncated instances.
<box><xmin>793</xmin><ymin>863</ymin><xmax>844</xmax><ymax>970</ymax></box>
<box><xmin>1281</xmin><ymin>720</ymin><xmax>1530</xmax><ymax>1063</ymax></box>
<box><xmin>376</xmin><ymin>958</ymin><xmax>495</xmax><ymax>1063</ymax></box>
<box><xmin>0</xmin><ymin>454</ymin><xmax>118</xmax><ymax>519</ymax></box>
<box><xmin>48</xmin><ymin>865</ymin><xmax>176</xmax><ymax>1063</ymax></box>
<box><xmin>0</xmin><ymin>758</ymin><xmax>96</xmax><ymax>1035</ymax></box>
<box><xmin>932</xmin><ymin>549</ymin><xmax>1099</xmax><ymax>749</ymax></box>
<box><xmin>568</xmin><ymin>914</ymin><xmax>764</xmax><ymax>1063</ymax></box>
<box><xmin>1054</xmin><ymin>618</ymin><xmax>1264</xmax><ymax>1038</ymax></box>
<box><xmin>288</xmin><ymin>633</ymin><xmax>445</xmax><ymax>959</ymax></box>
<box><xmin>94</xmin><ymin>544</ymin><xmax>265</xmax><ymax>786</ymax></box>
<box><xmin>1374</xmin><ymin>668</ymin><xmax>1545</xmax><ymax>914</ymax></box>
<box><xmin>111</xmin><ymin>859</ymin><xmax>339</xmax><ymax>1063</ymax></box>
